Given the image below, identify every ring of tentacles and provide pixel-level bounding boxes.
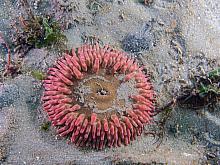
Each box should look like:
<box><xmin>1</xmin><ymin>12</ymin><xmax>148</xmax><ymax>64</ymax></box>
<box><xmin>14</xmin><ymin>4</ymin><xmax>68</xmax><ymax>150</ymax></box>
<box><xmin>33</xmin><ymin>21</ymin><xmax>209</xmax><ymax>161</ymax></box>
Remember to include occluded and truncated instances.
<box><xmin>42</xmin><ymin>44</ymin><xmax>155</xmax><ymax>149</ymax></box>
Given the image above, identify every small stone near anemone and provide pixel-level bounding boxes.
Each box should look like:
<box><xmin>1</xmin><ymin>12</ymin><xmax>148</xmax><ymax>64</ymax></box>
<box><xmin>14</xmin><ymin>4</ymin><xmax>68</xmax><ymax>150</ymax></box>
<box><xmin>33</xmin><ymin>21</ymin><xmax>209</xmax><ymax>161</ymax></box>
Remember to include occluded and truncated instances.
<box><xmin>42</xmin><ymin>44</ymin><xmax>155</xmax><ymax>149</ymax></box>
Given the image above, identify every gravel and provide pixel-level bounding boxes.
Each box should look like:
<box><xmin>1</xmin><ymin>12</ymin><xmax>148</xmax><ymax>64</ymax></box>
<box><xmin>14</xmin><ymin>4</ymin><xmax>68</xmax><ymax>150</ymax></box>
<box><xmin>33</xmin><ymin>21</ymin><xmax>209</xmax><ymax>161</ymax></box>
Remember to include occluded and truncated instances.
<box><xmin>0</xmin><ymin>84</ymin><xmax>19</xmax><ymax>109</ymax></box>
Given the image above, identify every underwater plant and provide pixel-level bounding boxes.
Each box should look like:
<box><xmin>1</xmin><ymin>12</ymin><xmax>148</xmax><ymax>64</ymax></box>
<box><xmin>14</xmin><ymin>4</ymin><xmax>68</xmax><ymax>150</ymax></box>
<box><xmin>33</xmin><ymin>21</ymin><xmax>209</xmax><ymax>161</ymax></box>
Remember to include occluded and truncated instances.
<box><xmin>177</xmin><ymin>68</ymin><xmax>220</xmax><ymax>109</ymax></box>
<box><xmin>12</xmin><ymin>15</ymin><xmax>67</xmax><ymax>57</ymax></box>
<box><xmin>0</xmin><ymin>33</ymin><xmax>21</xmax><ymax>77</ymax></box>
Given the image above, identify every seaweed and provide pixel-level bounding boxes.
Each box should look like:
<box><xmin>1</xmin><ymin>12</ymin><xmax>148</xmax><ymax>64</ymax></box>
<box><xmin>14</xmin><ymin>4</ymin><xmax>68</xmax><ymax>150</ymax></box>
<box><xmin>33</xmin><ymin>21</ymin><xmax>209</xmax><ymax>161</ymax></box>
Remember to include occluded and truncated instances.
<box><xmin>177</xmin><ymin>68</ymin><xmax>220</xmax><ymax>109</ymax></box>
<box><xmin>1</xmin><ymin>0</ymin><xmax>67</xmax><ymax>78</ymax></box>
<box><xmin>31</xmin><ymin>70</ymin><xmax>46</xmax><ymax>80</ymax></box>
<box><xmin>12</xmin><ymin>15</ymin><xmax>67</xmax><ymax>57</ymax></box>
<box><xmin>145</xmin><ymin>107</ymin><xmax>173</xmax><ymax>148</ymax></box>
<box><xmin>11</xmin><ymin>0</ymin><xmax>67</xmax><ymax>58</ymax></box>
<box><xmin>151</xmin><ymin>68</ymin><xmax>220</xmax><ymax>147</ymax></box>
<box><xmin>40</xmin><ymin>121</ymin><xmax>51</xmax><ymax>131</ymax></box>
<box><xmin>208</xmin><ymin>68</ymin><xmax>220</xmax><ymax>79</ymax></box>
<box><xmin>155</xmin><ymin>68</ymin><xmax>220</xmax><ymax>112</ymax></box>
<box><xmin>0</xmin><ymin>33</ymin><xmax>21</xmax><ymax>78</ymax></box>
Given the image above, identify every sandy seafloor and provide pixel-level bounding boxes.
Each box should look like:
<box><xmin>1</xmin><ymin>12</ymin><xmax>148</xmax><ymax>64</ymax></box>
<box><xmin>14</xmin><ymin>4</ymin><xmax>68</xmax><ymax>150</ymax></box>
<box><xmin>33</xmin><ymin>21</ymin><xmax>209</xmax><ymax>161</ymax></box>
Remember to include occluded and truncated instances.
<box><xmin>0</xmin><ymin>0</ymin><xmax>220</xmax><ymax>164</ymax></box>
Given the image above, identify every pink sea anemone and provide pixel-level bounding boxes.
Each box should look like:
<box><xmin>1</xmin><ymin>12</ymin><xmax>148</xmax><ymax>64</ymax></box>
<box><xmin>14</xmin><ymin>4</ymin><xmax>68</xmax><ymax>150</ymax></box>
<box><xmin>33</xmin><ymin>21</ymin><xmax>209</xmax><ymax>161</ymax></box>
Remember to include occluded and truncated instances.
<box><xmin>42</xmin><ymin>44</ymin><xmax>155</xmax><ymax>149</ymax></box>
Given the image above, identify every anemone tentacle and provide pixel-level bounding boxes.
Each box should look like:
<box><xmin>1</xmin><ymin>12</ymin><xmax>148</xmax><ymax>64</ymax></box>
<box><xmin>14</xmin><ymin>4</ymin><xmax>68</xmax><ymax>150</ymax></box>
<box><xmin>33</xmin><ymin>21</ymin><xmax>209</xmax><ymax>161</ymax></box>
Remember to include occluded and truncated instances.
<box><xmin>42</xmin><ymin>44</ymin><xmax>155</xmax><ymax>149</ymax></box>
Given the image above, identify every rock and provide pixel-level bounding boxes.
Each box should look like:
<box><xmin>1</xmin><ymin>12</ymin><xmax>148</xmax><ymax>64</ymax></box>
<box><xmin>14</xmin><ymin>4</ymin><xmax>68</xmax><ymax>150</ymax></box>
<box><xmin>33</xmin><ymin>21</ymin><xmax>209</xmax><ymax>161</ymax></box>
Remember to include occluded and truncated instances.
<box><xmin>23</xmin><ymin>48</ymin><xmax>60</xmax><ymax>72</ymax></box>
<box><xmin>122</xmin><ymin>22</ymin><xmax>154</xmax><ymax>53</ymax></box>
<box><xmin>122</xmin><ymin>34</ymin><xmax>150</xmax><ymax>53</ymax></box>
<box><xmin>0</xmin><ymin>84</ymin><xmax>19</xmax><ymax>108</ymax></box>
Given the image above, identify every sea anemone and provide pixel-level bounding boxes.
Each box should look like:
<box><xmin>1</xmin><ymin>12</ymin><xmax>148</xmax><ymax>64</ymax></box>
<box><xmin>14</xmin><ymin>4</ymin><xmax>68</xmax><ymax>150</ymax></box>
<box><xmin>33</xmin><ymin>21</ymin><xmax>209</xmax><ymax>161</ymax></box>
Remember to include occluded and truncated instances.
<box><xmin>42</xmin><ymin>44</ymin><xmax>155</xmax><ymax>149</ymax></box>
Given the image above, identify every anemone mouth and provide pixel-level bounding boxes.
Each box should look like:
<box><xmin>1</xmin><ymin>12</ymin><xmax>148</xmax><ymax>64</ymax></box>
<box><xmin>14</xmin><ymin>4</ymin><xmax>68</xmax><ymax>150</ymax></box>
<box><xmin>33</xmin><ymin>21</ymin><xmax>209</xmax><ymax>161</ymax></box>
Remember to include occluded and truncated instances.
<box><xmin>42</xmin><ymin>44</ymin><xmax>155</xmax><ymax>149</ymax></box>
